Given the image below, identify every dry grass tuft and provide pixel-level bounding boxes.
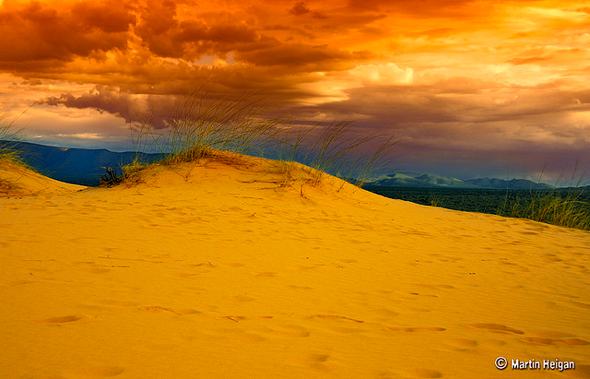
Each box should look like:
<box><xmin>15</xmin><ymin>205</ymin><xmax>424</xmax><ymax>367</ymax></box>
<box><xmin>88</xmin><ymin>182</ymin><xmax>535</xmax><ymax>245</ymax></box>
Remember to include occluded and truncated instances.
<box><xmin>1</xmin><ymin>111</ymin><xmax>26</xmax><ymax>163</ymax></box>
<box><xmin>118</xmin><ymin>92</ymin><xmax>395</xmax><ymax>190</ymax></box>
<box><xmin>159</xmin><ymin>93</ymin><xmax>279</xmax><ymax>165</ymax></box>
<box><xmin>99</xmin><ymin>160</ymin><xmax>150</xmax><ymax>187</ymax></box>
<box><xmin>498</xmin><ymin>189</ymin><xmax>590</xmax><ymax>231</ymax></box>
<box><xmin>274</xmin><ymin>122</ymin><xmax>395</xmax><ymax>189</ymax></box>
<box><xmin>1</xmin><ymin>120</ymin><xmax>18</xmax><ymax>161</ymax></box>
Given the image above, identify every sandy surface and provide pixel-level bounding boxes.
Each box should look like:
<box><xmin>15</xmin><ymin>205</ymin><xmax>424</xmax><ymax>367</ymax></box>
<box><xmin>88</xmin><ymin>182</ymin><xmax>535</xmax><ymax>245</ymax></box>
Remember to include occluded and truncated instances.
<box><xmin>1</xmin><ymin>154</ymin><xmax>590</xmax><ymax>378</ymax></box>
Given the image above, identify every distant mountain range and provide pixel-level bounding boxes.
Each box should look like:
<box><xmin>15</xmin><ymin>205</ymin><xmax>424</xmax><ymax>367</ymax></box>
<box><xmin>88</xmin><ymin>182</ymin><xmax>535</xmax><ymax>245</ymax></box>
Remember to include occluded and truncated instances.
<box><xmin>4</xmin><ymin>141</ymin><xmax>162</xmax><ymax>185</ymax></box>
<box><xmin>366</xmin><ymin>171</ymin><xmax>554</xmax><ymax>190</ymax></box>
<box><xmin>0</xmin><ymin>141</ymin><xmax>571</xmax><ymax>189</ymax></box>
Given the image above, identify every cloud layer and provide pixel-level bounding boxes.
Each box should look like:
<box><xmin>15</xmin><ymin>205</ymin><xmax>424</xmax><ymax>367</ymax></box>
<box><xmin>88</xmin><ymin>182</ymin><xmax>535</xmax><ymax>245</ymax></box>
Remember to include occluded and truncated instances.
<box><xmin>0</xmin><ymin>0</ymin><xmax>589</xmax><ymax>180</ymax></box>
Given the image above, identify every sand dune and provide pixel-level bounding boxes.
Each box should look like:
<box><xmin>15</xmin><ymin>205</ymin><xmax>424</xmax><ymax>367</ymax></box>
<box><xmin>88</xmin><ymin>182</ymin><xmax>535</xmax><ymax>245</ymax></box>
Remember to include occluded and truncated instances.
<box><xmin>0</xmin><ymin>159</ymin><xmax>84</xmax><ymax>197</ymax></box>
<box><xmin>1</xmin><ymin>153</ymin><xmax>589</xmax><ymax>378</ymax></box>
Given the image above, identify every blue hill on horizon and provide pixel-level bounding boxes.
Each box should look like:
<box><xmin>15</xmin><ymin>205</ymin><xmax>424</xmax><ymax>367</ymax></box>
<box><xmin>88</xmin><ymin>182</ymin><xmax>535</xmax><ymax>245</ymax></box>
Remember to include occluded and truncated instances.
<box><xmin>4</xmin><ymin>140</ymin><xmax>162</xmax><ymax>186</ymax></box>
<box><xmin>1</xmin><ymin>140</ymin><xmax>580</xmax><ymax>190</ymax></box>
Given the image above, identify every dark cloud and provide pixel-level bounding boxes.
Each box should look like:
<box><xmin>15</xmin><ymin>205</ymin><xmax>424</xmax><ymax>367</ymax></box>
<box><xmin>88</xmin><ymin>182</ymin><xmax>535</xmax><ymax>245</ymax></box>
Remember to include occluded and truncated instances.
<box><xmin>72</xmin><ymin>1</ymin><xmax>137</xmax><ymax>33</ymax></box>
<box><xmin>43</xmin><ymin>86</ymin><xmax>178</xmax><ymax>128</ymax></box>
<box><xmin>290</xmin><ymin>2</ymin><xmax>311</xmax><ymax>15</ymax></box>
<box><xmin>347</xmin><ymin>0</ymin><xmax>476</xmax><ymax>15</ymax></box>
<box><xmin>313</xmin><ymin>82</ymin><xmax>590</xmax><ymax>127</ymax></box>
<box><xmin>42</xmin><ymin>85</ymin><xmax>288</xmax><ymax>130</ymax></box>
<box><xmin>1</xmin><ymin>0</ymin><xmax>588</xmax><ymax>181</ymax></box>
<box><xmin>238</xmin><ymin>43</ymin><xmax>371</xmax><ymax>68</ymax></box>
<box><xmin>0</xmin><ymin>1</ymin><xmax>135</xmax><ymax>63</ymax></box>
<box><xmin>279</xmin><ymin>77</ymin><xmax>590</xmax><ymax>181</ymax></box>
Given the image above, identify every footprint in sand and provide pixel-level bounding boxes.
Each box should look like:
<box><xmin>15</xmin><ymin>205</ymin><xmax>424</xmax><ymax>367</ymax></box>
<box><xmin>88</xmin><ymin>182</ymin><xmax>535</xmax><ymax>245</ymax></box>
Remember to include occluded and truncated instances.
<box><xmin>288</xmin><ymin>284</ymin><xmax>313</xmax><ymax>290</ymax></box>
<box><xmin>375</xmin><ymin>308</ymin><xmax>399</xmax><ymax>318</ymax></box>
<box><xmin>178</xmin><ymin>308</ymin><xmax>201</xmax><ymax>315</ymax></box>
<box><xmin>470</xmin><ymin>323</ymin><xmax>524</xmax><ymax>335</ymax></box>
<box><xmin>416</xmin><ymin>283</ymin><xmax>456</xmax><ymax>290</ymax></box>
<box><xmin>69</xmin><ymin>366</ymin><xmax>125</xmax><ymax>377</ymax></box>
<box><xmin>309</xmin><ymin>353</ymin><xmax>331</xmax><ymax>370</ymax></box>
<box><xmin>138</xmin><ymin>305</ymin><xmax>200</xmax><ymax>316</ymax></box>
<box><xmin>256</xmin><ymin>271</ymin><xmax>277</xmax><ymax>278</ymax></box>
<box><xmin>311</xmin><ymin>353</ymin><xmax>330</xmax><ymax>362</ymax></box>
<box><xmin>310</xmin><ymin>314</ymin><xmax>364</xmax><ymax>323</ymax></box>
<box><xmin>387</xmin><ymin>326</ymin><xmax>446</xmax><ymax>332</ymax></box>
<box><xmin>521</xmin><ymin>336</ymin><xmax>589</xmax><ymax>346</ymax></box>
<box><xmin>224</xmin><ymin>315</ymin><xmax>247</xmax><ymax>322</ymax></box>
<box><xmin>42</xmin><ymin>315</ymin><xmax>83</xmax><ymax>324</ymax></box>
<box><xmin>189</xmin><ymin>262</ymin><xmax>216</xmax><ymax>269</ymax></box>
<box><xmin>443</xmin><ymin>337</ymin><xmax>478</xmax><ymax>352</ymax></box>
<box><xmin>412</xmin><ymin>368</ymin><xmax>443</xmax><ymax>378</ymax></box>
<box><xmin>570</xmin><ymin>300</ymin><xmax>590</xmax><ymax>309</ymax></box>
<box><xmin>543</xmin><ymin>253</ymin><xmax>563</xmax><ymax>263</ymax></box>
<box><xmin>138</xmin><ymin>305</ymin><xmax>181</xmax><ymax>314</ymax></box>
<box><xmin>409</xmin><ymin>292</ymin><xmax>439</xmax><ymax>298</ymax></box>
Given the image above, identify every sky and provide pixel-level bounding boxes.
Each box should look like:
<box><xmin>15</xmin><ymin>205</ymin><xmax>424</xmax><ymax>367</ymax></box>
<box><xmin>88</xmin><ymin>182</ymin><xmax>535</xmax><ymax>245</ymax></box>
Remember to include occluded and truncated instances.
<box><xmin>0</xmin><ymin>0</ymin><xmax>589</xmax><ymax>182</ymax></box>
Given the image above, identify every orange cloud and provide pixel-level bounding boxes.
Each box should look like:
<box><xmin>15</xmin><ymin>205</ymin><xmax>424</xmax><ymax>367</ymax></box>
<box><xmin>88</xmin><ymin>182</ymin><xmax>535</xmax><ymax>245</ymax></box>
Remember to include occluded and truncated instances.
<box><xmin>0</xmin><ymin>0</ymin><xmax>589</xmax><ymax>179</ymax></box>
<box><xmin>0</xmin><ymin>0</ymin><xmax>135</xmax><ymax>65</ymax></box>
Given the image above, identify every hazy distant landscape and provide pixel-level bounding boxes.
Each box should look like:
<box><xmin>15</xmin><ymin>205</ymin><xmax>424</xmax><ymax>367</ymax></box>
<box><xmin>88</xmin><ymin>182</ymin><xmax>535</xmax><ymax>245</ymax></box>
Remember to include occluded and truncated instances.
<box><xmin>366</xmin><ymin>185</ymin><xmax>590</xmax><ymax>215</ymax></box>
<box><xmin>5</xmin><ymin>141</ymin><xmax>579</xmax><ymax>189</ymax></box>
<box><xmin>3</xmin><ymin>141</ymin><xmax>162</xmax><ymax>185</ymax></box>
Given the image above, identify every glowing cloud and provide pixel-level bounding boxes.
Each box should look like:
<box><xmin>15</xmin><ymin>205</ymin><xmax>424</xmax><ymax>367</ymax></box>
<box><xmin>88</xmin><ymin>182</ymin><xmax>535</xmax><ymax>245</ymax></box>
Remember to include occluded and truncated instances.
<box><xmin>0</xmin><ymin>0</ymin><xmax>588</xmax><ymax>179</ymax></box>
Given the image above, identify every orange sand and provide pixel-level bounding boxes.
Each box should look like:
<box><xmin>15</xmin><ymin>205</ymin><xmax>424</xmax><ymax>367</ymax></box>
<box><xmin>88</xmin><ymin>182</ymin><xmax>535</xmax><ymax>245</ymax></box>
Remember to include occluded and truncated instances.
<box><xmin>1</xmin><ymin>154</ymin><xmax>589</xmax><ymax>378</ymax></box>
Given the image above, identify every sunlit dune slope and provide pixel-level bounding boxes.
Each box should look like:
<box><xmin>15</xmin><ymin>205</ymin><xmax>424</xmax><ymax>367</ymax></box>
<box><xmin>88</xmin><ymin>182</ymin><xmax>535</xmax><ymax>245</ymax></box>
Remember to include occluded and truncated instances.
<box><xmin>0</xmin><ymin>158</ymin><xmax>84</xmax><ymax>197</ymax></box>
<box><xmin>1</xmin><ymin>152</ymin><xmax>590</xmax><ymax>379</ymax></box>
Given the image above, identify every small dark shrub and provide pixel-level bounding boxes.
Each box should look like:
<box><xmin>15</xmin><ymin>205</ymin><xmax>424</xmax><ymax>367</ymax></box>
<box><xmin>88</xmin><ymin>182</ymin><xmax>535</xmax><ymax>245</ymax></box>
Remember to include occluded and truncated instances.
<box><xmin>100</xmin><ymin>167</ymin><xmax>123</xmax><ymax>187</ymax></box>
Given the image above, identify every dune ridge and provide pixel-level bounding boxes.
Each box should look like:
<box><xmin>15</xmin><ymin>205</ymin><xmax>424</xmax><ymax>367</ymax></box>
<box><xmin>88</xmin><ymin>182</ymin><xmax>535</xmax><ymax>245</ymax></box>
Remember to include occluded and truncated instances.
<box><xmin>1</xmin><ymin>153</ymin><xmax>590</xmax><ymax>378</ymax></box>
<box><xmin>0</xmin><ymin>159</ymin><xmax>84</xmax><ymax>197</ymax></box>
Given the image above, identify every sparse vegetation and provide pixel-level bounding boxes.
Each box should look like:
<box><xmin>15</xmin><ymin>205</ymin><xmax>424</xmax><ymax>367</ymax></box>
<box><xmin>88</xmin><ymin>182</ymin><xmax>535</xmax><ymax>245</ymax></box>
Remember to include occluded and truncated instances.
<box><xmin>273</xmin><ymin>122</ymin><xmax>396</xmax><ymax>190</ymax></box>
<box><xmin>430</xmin><ymin>195</ymin><xmax>441</xmax><ymax>207</ymax></box>
<box><xmin>99</xmin><ymin>167</ymin><xmax>123</xmax><ymax>187</ymax></box>
<box><xmin>498</xmin><ymin>188</ymin><xmax>590</xmax><ymax>231</ymax></box>
<box><xmin>121</xmin><ymin>160</ymin><xmax>147</xmax><ymax>185</ymax></box>
<box><xmin>497</xmin><ymin>169</ymin><xmax>590</xmax><ymax>230</ymax></box>
<box><xmin>0</xmin><ymin>116</ymin><xmax>20</xmax><ymax>161</ymax></box>
<box><xmin>99</xmin><ymin>160</ymin><xmax>149</xmax><ymax>187</ymax></box>
<box><xmin>369</xmin><ymin>186</ymin><xmax>590</xmax><ymax>231</ymax></box>
<box><xmin>159</xmin><ymin>93</ymin><xmax>279</xmax><ymax>165</ymax></box>
<box><xmin>122</xmin><ymin>92</ymin><xmax>396</xmax><ymax>192</ymax></box>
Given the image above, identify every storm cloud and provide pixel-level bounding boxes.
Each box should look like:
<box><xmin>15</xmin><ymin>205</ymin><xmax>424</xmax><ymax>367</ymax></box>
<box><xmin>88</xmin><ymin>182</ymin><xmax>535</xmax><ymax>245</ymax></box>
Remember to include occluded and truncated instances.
<box><xmin>0</xmin><ymin>0</ymin><xmax>588</xmax><ymax>180</ymax></box>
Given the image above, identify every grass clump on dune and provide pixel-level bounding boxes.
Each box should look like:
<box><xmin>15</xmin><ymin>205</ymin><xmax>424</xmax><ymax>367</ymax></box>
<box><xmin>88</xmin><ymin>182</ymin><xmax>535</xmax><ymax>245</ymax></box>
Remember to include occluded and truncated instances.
<box><xmin>123</xmin><ymin>92</ymin><xmax>395</xmax><ymax>191</ymax></box>
<box><xmin>159</xmin><ymin>94</ymin><xmax>279</xmax><ymax>165</ymax></box>
<box><xmin>498</xmin><ymin>188</ymin><xmax>590</xmax><ymax>231</ymax></box>
<box><xmin>100</xmin><ymin>160</ymin><xmax>148</xmax><ymax>187</ymax></box>
<box><xmin>0</xmin><ymin>120</ymin><xmax>14</xmax><ymax>159</ymax></box>
<box><xmin>100</xmin><ymin>93</ymin><xmax>281</xmax><ymax>187</ymax></box>
<box><xmin>274</xmin><ymin>122</ymin><xmax>396</xmax><ymax>189</ymax></box>
<box><xmin>1</xmin><ymin>118</ymin><xmax>25</xmax><ymax>195</ymax></box>
<box><xmin>0</xmin><ymin>116</ymin><xmax>22</xmax><ymax>163</ymax></box>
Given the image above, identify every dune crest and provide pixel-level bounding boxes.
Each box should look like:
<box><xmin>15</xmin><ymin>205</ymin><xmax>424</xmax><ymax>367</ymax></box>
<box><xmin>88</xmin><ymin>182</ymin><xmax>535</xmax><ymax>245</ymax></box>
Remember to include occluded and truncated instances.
<box><xmin>0</xmin><ymin>158</ymin><xmax>84</xmax><ymax>197</ymax></box>
<box><xmin>1</xmin><ymin>153</ymin><xmax>589</xmax><ymax>378</ymax></box>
